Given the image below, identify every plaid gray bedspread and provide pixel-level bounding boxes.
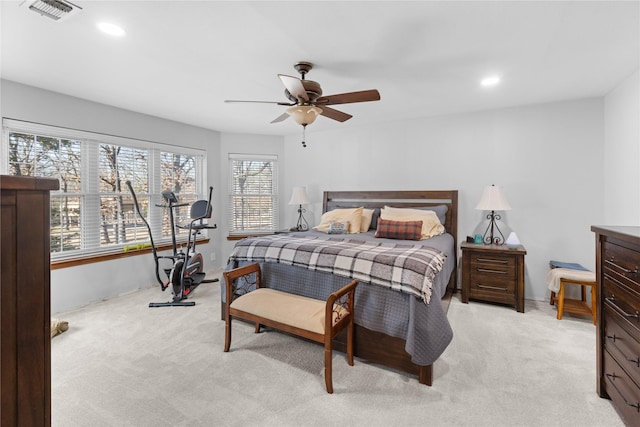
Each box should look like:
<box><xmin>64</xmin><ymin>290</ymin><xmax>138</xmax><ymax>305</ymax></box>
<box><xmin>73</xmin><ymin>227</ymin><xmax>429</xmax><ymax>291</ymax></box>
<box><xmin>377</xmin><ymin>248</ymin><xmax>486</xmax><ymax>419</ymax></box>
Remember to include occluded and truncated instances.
<box><xmin>228</xmin><ymin>234</ymin><xmax>446</xmax><ymax>304</ymax></box>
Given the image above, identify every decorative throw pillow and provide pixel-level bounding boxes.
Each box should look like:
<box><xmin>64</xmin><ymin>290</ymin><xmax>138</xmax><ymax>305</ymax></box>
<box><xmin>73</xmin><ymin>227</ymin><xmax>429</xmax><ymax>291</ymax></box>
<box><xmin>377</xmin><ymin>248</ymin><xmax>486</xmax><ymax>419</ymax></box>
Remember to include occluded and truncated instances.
<box><xmin>375</xmin><ymin>219</ymin><xmax>423</xmax><ymax>241</ymax></box>
<box><xmin>328</xmin><ymin>221</ymin><xmax>349</xmax><ymax>234</ymax></box>
<box><xmin>313</xmin><ymin>207</ymin><xmax>363</xmax><ymax>234</ymax></box>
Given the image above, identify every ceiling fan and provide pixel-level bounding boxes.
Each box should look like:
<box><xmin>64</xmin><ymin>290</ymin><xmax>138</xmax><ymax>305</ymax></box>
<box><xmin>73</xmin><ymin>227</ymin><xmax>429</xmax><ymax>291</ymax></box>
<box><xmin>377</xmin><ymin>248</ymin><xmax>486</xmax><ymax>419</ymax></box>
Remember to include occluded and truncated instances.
<box><xmin>225</xmin><ymin>61</ymin><xmax>381</xmax><ymax>146</ymax></box>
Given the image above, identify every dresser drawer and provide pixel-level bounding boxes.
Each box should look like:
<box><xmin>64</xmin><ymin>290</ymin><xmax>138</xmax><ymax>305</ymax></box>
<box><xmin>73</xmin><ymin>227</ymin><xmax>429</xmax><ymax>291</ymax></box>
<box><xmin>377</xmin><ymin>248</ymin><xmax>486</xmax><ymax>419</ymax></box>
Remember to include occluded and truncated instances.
<box><xmin>604</xmin><ymin>240</ymin><xmax>640</xmax><ymax>289</ymax></box>
<box><xmin>603</xmin><ymin>349</ymin><xmax>640</xmax><ymax>425</ymax></box>
<box><xmin>602</xmin><ymin>273</ymin><xmax>640</xmax><ymax>337</ymax></box>
<box><xmin>604</xmin><ymin>305</ymin><xmax>640</xmax><ymax>388</ymax></box>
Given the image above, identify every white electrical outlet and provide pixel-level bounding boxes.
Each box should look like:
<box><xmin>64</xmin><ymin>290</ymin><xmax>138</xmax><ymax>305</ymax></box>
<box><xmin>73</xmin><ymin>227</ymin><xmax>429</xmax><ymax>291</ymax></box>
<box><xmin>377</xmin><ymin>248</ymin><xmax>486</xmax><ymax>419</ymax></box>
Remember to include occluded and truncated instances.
<box><xmin>210</xmin><ymin>252</ymin><xmax>216</xmax><ymax>262</ymax></box>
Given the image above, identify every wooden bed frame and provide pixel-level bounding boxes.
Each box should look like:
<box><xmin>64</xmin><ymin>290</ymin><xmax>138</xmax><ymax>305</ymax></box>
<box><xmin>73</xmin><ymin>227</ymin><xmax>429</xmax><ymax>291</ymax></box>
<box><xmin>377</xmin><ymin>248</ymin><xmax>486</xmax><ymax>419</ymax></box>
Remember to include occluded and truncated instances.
<box><xmin>322</xmin><ymin>190</ymin><xmax>458</xmax><ymax>385</ymax></box>
<box><xmin>222</xmin><ymin>190</ymin><xmax>459</xmax><ymax>386</ymax></box>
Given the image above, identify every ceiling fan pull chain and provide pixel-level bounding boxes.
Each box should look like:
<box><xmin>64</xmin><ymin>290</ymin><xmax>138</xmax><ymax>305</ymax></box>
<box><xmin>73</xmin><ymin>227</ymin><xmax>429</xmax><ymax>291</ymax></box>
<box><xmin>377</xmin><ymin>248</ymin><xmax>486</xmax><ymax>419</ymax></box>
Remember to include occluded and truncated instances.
<box><xmin>301</xmin><ymin>124</ymin><xmax>307</xmax><ymax>148</ymax></box>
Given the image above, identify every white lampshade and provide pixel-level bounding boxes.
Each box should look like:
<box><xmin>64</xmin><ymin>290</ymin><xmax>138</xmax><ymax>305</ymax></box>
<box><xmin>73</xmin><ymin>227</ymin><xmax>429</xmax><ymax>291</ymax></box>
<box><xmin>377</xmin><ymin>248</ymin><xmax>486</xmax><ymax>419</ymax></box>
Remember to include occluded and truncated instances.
<box><xmin>475</xmin><ymin>184</ymin><xmax>512</xmax><ymax>211</ymax></box>
<box><xmin>286</xmin><ymin>105</ymin><xmax>323</xmax><ymax>125</ymax></box>
<box><xmin>288</xmin><ymin>186</ymin><xmax>309</xmax><ymax>205</ymax></box>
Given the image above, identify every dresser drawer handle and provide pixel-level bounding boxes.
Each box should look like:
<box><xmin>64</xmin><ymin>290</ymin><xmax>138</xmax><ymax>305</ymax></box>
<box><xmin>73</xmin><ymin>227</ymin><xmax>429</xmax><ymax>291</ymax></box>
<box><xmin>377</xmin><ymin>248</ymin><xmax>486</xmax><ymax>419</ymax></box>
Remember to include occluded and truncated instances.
<box><xmin>605</xmin><ymin>272</ymin><xmax>635</xmax><ymax>289</ymax></box>
<box><xmin>606</xmin><ymin>258</ymin><xmax>639</xmax><ymax>275</ymax></box>
<box><xmin>605</xmin><ymin>296</ymin><xmax>640</xmax><ymax>322</ymax></box>
<box><xmin>605</xmin><ymin>373</ymin><xmax>640</xmax><ymax>412</ymax></box>
<box><xmin>476</xmin><ymin>258</ymin><xmax>508</xmax><ymax>265</ymax></box>
<box><xmin>476</xmin><ymin>268</ymin><xmax>508</xmax><ymax>275</ymax></box>
<box><xmin>606</xmin><ymin>334</ymin><xmax>640</xmax><ymax>367</ymax></box>
<box><xmin>476</xmin><ymin>283</ymin><xmax>508</xmax><ymax>292</ymax></box>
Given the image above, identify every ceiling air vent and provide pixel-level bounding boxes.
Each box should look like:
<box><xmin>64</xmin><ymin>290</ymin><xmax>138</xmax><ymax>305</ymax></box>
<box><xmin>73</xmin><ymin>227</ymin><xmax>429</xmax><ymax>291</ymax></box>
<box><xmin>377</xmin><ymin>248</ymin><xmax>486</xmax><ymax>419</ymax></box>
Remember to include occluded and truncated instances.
<box><xmin>21</xmin><ymin>0</ymin><xmax>82</xmax><ymax>21</ymax></box>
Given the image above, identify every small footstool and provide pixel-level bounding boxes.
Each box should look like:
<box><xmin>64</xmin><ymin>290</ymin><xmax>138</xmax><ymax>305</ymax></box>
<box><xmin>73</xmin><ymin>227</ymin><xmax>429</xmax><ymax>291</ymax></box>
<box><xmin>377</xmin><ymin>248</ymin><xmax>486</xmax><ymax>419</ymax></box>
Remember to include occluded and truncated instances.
<box><xmin>545</xmin><ymin>261</ymin><xmax>596</xmax><ymax>324</ymax></box>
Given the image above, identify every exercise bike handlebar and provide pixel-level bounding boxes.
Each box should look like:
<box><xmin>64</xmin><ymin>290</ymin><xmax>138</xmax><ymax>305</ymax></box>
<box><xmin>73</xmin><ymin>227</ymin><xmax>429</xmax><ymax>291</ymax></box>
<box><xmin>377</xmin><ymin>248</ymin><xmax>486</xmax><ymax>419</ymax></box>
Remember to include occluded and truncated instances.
<box><xmin>125</xmin><ymin>180</ymin><xmax>165</xmax><ymax>289</ymax></box>
<box><xmin>155</xmin><ymin>202</ymin><xmax>190</xmax><ymax>208</ymax></box>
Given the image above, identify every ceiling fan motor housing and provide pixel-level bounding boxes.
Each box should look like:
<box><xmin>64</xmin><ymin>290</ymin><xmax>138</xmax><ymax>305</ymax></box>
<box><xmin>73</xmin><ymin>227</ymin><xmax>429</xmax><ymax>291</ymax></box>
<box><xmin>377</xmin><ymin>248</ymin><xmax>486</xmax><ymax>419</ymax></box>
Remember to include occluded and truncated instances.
<box><xmin>285</xmin><ymin>80</ymin><xmax>322</xmax><ymax>103</ymax></box>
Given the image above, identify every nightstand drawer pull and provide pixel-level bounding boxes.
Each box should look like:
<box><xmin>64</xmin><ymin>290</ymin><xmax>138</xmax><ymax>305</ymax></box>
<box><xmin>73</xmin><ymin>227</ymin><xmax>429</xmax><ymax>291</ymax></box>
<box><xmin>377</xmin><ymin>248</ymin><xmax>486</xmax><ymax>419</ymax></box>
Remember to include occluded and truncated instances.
<box><xmin>476</xmin><ymin>257</ymin><xmax>508</xmax><ymax>265</ymax></box>
<box><xmin>605</xmin><ymin>373</ymin><xmax>640</xmax><ymax>412</ymax></box>
<box><xmin>476</xmin><ymin>268</ymin><xmax>508</xmax><ymax>275</ymax></box>
<box><xmin>606</xmin><ymin>258</ymin><xmax>639</xmax><ymax>275</ymax></box>
<box><xmin>476</xmin><ymin>283</ymin><xmax>508</xmax><ymax>292</ymax></box>
<box><xmin>605</xmin><ymin>296</ymin><xmax>640</xmax><ymax>322</ymax></box>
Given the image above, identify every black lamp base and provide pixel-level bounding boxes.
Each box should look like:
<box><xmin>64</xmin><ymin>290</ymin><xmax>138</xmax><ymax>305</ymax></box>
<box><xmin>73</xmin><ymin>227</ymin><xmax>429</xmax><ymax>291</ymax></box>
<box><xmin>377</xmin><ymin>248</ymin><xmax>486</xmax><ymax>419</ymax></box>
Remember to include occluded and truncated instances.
<box><xmin>482</xmin><ymin>211</ymin><xmax>506</xmax><ymax>245</ymax></box>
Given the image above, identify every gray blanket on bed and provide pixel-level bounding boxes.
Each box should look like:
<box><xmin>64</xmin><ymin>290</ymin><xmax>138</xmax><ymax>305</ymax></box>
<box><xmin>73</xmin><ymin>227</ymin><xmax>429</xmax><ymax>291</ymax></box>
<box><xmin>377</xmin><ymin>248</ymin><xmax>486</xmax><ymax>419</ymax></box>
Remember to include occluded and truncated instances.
<box><xmin>228</xmin><ymin>234</ymin><xmax>446</xmax><ymax>304</ymax></box>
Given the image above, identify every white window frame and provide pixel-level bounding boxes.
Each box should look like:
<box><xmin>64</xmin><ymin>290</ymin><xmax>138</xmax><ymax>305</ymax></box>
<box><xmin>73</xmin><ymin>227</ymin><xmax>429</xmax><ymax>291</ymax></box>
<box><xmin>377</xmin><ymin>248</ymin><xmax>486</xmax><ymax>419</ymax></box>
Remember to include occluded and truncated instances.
<box><xmin>228</xmin><ymin>153</ymin><xmax>278</xmax><ymax>235</ymax></box>
<box><xmin>2</xmin><ymin>118</ymin><xmax>207</xmax><ymax>261</ymax></box>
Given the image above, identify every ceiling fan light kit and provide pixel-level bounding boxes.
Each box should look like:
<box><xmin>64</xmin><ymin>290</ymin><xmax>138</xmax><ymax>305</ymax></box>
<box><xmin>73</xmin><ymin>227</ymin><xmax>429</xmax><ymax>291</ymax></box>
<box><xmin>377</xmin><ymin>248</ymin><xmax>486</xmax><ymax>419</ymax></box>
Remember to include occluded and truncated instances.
<box><xmin>286</xmin><ymin>105</ymin><xmax>323</xmax><ymax>125</ymax></box>
<box><xmin>225</xmin><ymin>61</ymin><xmax>380</xmax><ymax>147</ymax></box>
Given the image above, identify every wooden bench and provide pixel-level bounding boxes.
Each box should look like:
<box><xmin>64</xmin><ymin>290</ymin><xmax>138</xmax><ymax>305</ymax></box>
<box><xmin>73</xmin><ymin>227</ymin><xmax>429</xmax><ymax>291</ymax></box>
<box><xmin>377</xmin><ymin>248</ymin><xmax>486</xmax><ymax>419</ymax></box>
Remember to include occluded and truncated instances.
<box><xmin>223</xmin><ymin>263</ymin><xmax>358</xmax><ymax>394</ymax></box>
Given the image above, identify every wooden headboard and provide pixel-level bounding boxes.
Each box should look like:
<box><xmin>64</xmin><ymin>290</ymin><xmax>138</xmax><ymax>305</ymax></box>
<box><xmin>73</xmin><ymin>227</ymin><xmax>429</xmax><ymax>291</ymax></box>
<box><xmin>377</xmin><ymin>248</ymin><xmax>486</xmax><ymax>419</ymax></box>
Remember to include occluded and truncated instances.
<box><xmin>322</xmin><ymin>190</ymin><xmax>458</xmax><ymax>243</ymax></box>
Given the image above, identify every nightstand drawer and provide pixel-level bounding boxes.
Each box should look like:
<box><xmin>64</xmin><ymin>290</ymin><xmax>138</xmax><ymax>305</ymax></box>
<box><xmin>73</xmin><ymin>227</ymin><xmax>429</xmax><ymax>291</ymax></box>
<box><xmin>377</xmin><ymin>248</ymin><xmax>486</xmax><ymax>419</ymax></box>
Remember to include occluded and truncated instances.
<box><xmin>468</xmin><ymin>278</ymin><xmax>516</xmax><ymax>305</ymax></box>
<box><xmin>470</xmin><ymin>253</ymin><xmax>516</xmax><ymax>274</ymax></box>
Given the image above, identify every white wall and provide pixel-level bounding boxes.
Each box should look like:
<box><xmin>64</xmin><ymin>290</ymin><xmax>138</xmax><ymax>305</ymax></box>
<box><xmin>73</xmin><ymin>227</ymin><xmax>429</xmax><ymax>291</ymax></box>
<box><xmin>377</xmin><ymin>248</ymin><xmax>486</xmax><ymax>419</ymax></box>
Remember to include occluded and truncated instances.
<box><xmin>282</xmin><ymin>99</ymin><xmax>605</xmax><ymax>302</ymax></box>
<box><xmin>604</xmin><ymin>69</ymin><xmax>640</xmax><ymax>225</ymax></box>
<box><xmin>5</xmin><ymin>75</ymin><xmax>636</xmax><ymax>311</ymax></box>
<box><xmin>1</xmin><ymin>79</ymin><xmax>223</xmax><ymax>313</ymax></box>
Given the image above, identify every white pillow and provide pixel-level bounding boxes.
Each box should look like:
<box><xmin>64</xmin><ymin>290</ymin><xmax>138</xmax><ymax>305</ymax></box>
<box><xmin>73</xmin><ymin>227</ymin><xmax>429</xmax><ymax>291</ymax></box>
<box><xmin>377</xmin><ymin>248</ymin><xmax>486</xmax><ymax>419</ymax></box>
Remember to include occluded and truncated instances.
<box><xmin>380</xmin><ymin>206</ymin><xmax>444</xmax><ymax>239</ymax></box>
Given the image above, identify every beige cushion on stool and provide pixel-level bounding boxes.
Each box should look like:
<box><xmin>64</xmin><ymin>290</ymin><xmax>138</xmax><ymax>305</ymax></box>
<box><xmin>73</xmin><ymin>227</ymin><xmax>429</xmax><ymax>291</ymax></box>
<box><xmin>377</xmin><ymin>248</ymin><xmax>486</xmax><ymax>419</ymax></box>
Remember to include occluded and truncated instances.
<box><xmin>545</xmin><ymin>268</ymin><xmax>596</xmax><ymax>324</ymax></box>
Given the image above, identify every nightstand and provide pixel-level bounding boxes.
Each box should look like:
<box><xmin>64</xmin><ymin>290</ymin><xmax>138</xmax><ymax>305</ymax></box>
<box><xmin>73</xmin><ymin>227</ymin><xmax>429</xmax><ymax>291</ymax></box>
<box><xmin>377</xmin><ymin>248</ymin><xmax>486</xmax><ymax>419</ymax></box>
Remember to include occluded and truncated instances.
<box><xmin>461</xmin><ymin>242</ymin><xmax>527</xmax><ymax>312</ymax></box>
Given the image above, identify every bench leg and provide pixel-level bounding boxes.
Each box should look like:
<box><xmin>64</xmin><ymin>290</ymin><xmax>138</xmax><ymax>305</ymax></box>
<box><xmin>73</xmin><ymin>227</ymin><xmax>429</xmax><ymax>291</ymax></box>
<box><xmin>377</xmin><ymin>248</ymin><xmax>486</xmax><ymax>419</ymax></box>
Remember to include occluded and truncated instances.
<box><xmin>549</xmin><ymin>291</ymin><xmax>556</xmax><ymax>305</ymax></box>
<box><xmin>347</xmin><ymin>318</ymin><xmax>354</xmax><ymax>366</ymax></box>
<box><xmin>556</xmin><ymin>282</ymin><xmax>565</xmax><ymax>320</ymax></box>
<box><xmin>224</xmin><ymin>314</ymin><xmax>232</xmax><ymax>352</ymax></box>
<box><xmin>324</xmin><ymin>340</ymin><xmax>333</xmax><ymax>394</ymax></box>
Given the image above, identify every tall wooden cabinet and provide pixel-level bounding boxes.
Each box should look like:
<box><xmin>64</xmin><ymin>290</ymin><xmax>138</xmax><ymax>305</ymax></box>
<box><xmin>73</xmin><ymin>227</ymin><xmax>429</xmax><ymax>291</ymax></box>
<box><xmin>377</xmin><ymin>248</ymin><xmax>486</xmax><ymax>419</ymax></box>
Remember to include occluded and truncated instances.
<box><xmin>592</xmin><ymin>225</ymin><xmax>640</xmax><ymax>426</ymax></box>
<box><xmin>1</xmin><ymin>175</ymin><xmax>58</xmax><ymax>426</ymax></box>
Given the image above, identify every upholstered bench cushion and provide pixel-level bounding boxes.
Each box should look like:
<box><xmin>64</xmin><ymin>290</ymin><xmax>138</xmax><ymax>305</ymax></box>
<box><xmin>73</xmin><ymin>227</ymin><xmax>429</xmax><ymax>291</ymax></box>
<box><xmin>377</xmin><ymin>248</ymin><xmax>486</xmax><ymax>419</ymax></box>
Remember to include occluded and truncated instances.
<box><xmin>545</xmin><ymin>268</ymin><xmax>596</xmax><ymax>293</ymax></box>
<box><xmin>231</xmin><ymin>288</ymin><xmax>348</xmax><ymax>335</ymax></box>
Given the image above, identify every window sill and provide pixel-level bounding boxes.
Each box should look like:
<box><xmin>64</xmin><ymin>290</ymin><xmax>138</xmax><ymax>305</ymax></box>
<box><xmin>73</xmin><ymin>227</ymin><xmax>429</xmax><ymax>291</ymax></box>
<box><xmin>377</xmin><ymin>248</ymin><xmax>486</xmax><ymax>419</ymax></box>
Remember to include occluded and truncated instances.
<box><xmin>227</xmin><ymin>233</ymin><xmax>275</xmax><ymax>241</ymax></box>
<box><xmin>51</xmin><ymin>239</ymin><xmax>210</xmax><ymax>270</ymax></box>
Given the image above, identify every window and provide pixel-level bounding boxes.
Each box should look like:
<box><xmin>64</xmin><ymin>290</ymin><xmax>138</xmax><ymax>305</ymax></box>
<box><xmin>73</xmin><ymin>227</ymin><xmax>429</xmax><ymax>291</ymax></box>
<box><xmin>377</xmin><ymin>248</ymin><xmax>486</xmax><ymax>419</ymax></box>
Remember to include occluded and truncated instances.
<box><xmin>228</xmin><ymin>154</ymin><xmax>278</xmax><ymax>235</ymax></box>
<box><xmin>2</xmin><ymin>119</ymin><xmax>206</xmax><ymax>260</ymax></box>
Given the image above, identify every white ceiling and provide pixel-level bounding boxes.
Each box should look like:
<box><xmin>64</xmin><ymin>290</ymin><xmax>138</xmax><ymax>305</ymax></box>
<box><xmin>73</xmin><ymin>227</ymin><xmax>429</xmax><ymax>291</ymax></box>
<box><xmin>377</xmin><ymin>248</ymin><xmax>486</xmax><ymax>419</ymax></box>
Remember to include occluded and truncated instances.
<box><xmin>1</xmin><ymin>1</ymin><xmax>639</xmax><ymax>137</ymax></box>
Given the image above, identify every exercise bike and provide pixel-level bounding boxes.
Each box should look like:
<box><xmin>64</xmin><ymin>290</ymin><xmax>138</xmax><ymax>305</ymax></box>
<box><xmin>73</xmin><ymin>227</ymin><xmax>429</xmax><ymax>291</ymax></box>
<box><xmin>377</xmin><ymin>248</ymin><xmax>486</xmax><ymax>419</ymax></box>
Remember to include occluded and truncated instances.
<box><xmin>126</xmin><ymin>181</ymin><xmax>218</xmax><ymax>307</ymax></box>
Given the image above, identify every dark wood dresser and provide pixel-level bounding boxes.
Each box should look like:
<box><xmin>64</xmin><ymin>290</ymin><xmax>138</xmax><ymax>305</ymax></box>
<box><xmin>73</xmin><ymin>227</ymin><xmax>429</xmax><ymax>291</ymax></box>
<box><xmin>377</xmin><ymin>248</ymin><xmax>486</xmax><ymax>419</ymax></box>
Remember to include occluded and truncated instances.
<box><xmin>1</xmin><ymin>175</ymin><xmax>58</xmax><ymax>426</ymax></box>
<box><xmin>461</xmin><ymin>242</ymin><xmax>527</xmax><ymax>313</ymax></box>
<box><xmin>592</xmin><ymin>225</ymin><xmax>640</xmax><ymax>426</ymax></box>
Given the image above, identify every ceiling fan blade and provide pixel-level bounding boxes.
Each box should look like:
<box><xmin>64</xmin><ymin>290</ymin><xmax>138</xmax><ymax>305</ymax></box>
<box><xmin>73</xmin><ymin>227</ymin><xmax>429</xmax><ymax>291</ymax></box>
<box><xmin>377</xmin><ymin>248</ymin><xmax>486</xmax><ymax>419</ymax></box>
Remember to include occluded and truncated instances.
<box><xmin>278</xmin><ymin>74</ymin><xmax>308</xmax><ymax>102</ymax></box>
<box><xmin>224</xmin><ymin>100</ymin><xmax>294</xmax><ymax>106</ymax></box>
<box><xmin>316</xmin><ymin>89</ymin><xmax>380</xmax><ymax>105</ymax></box>
<box><xmin>319</xmin><ymin>105</ymin><xmax>352</xmax><ymax>122</ymax></box>
<box><xmin>270</xmin><ymin>112</ymin><xmax>290</xmax><ymax>124</ymax></box>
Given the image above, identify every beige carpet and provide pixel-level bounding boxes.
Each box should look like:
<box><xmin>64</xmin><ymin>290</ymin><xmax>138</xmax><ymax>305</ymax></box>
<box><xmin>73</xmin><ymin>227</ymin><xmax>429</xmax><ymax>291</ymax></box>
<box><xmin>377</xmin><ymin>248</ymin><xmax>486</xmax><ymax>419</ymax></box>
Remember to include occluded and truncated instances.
<box><xmin>51</xmin><ymin>271</ymin><xmax>623</xmax><ymax>426</ymax></box>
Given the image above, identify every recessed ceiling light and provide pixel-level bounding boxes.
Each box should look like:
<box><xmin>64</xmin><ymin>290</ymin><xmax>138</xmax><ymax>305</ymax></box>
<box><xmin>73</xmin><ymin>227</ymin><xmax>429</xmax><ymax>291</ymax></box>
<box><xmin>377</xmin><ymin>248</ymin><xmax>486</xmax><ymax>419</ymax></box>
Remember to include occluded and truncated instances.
<box><xmin>480</xmin><ymin>76</ymin><xmax>501</xmax><ymax>87</ymax></box>
<box><xmin>97</xmin><ymin>22</ymin><xmax>126</xmax><ymax>37</ymax></box>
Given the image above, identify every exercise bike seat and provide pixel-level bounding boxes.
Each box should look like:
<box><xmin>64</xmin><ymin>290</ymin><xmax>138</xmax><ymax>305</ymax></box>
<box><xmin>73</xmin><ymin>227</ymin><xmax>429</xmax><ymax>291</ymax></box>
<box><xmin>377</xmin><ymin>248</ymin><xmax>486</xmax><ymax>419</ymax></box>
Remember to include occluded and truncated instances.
<box><xmin>190</xmin><ymin>199</ymin><xmax>212</xmax><ymax>220</ymax></box>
